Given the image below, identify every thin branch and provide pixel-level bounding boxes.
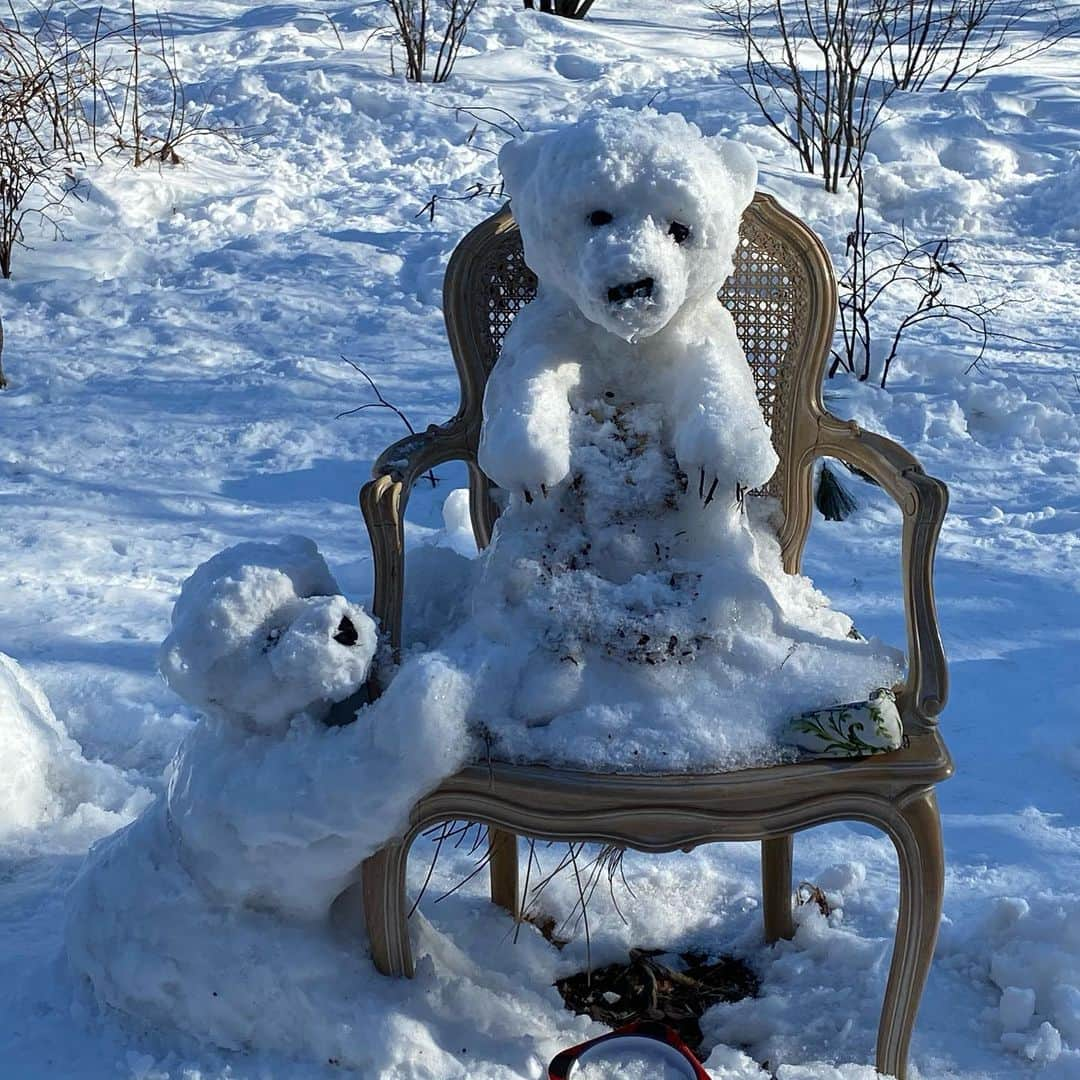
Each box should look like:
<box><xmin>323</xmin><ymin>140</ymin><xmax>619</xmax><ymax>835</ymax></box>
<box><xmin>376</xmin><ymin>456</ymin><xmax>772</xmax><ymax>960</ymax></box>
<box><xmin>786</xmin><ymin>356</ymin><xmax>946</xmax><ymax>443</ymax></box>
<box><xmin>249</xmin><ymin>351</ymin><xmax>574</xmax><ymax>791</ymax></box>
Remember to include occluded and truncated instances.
<box><xmin>336</xmin><ymin>356</ymin><xmax>439</xmax><ymax>487</ymax></box>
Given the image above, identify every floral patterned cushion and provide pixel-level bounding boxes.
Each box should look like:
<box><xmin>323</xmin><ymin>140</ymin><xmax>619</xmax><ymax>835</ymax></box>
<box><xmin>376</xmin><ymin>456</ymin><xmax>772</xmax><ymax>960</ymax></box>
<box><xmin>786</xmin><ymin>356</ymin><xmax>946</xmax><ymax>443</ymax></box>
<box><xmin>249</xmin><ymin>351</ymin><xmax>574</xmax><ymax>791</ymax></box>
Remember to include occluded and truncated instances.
<box><xmin>784</xmin><ymin>688</ymin><xmax>903</xmax><ymax>758</ymax></box>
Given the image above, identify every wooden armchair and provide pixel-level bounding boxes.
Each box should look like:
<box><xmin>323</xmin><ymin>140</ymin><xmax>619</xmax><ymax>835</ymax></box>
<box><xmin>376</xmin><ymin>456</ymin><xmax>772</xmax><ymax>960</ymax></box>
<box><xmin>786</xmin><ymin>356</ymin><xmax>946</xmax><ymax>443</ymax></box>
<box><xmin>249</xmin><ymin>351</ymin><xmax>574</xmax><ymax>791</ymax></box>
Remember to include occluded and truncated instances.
<box><xmin>355</xmin><ymin>196</ymin><xmax>952</xmax><ymax>1080</ymax></box>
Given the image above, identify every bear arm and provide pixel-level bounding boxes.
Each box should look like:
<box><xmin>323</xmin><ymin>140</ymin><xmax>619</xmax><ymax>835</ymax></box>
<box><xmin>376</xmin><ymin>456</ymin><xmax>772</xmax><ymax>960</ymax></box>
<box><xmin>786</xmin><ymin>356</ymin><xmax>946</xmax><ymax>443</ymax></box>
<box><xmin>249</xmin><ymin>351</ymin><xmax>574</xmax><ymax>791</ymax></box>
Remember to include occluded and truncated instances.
<box><xmin>478</xmin><ymin>341</ymin><xmax>581</xmax><ymax>493</ymax></box>
<box><xmin>670</xmin><ymin>344</ymin><xmax>779</xmax><ymax>492</ymax></box>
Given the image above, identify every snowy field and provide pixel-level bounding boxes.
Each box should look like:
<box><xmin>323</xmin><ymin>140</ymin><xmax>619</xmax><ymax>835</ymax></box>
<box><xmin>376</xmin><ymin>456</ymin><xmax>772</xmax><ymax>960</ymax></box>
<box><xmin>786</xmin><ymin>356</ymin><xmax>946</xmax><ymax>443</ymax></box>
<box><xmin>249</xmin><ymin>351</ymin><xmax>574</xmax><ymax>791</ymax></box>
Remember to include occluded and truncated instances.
<box><xmin>1</xmin><ymin>1</ymin><xmax>1078</xmax><ymax>1076</ymax></box>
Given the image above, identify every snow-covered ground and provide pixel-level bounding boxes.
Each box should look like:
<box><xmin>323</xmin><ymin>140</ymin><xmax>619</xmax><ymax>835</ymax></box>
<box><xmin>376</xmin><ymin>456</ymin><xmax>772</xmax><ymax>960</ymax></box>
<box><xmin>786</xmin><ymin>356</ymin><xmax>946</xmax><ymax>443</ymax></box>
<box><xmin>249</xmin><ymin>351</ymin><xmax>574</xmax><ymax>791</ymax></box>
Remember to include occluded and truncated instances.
<box><xmin>1</xmin><ymin>1</ymin><xmax>1078</xmax><ymax>1076</ymax></box>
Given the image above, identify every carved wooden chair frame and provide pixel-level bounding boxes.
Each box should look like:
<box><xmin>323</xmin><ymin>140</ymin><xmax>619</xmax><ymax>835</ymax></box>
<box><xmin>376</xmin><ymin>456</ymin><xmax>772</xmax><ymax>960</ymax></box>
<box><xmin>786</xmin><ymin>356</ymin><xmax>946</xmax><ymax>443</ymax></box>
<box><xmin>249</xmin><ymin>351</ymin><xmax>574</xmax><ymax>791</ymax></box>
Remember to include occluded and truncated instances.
<box><xmin>355</xmin><ymin>195</ymin><xmax>952</xmax><ymax>1080</ymax></box>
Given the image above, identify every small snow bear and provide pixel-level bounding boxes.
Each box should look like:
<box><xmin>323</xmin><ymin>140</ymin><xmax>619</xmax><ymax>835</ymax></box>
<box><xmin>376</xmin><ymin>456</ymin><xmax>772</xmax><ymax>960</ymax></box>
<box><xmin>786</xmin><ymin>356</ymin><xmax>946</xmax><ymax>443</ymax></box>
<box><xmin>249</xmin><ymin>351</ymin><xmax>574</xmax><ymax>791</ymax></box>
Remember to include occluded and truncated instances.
<box><xmin>67</xmin><ymin>537</ymin><xmax>472</xmax><ymax>1058</ymax></box>
<box><xmin>479</xmin><ymin>109</ymin><xmax>778</xmax><ymax>513</ymax></box>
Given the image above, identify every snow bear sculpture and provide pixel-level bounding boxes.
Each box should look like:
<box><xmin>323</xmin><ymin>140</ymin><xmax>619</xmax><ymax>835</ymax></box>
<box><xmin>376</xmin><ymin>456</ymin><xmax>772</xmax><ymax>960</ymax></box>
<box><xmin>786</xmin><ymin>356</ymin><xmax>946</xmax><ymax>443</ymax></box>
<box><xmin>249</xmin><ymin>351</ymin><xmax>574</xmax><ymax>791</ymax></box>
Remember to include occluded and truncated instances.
<box><xmin>454</xmin><ymin>110</ymin><xmax>905</xmax><ymax>768</ymax></box>
<box><xmin>66</xmin><ymin>537</ymin><xmax>470</xmax><ymax>1058</ymax></box>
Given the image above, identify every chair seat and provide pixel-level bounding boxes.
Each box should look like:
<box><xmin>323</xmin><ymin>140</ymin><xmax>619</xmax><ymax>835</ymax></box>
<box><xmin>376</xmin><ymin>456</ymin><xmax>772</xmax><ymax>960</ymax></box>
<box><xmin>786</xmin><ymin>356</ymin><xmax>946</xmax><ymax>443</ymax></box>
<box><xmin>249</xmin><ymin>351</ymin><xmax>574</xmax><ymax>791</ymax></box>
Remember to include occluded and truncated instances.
<box><xmin>405</xmin><ymin>731</ymin><xmax>953</xmax><ymax>853</ymax></box>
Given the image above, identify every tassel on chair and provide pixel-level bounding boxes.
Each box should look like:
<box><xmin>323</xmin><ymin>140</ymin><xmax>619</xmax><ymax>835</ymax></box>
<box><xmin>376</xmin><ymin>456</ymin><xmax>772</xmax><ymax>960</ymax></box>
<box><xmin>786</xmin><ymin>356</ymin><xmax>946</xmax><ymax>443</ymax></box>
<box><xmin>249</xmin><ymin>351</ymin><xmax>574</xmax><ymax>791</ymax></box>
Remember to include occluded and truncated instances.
<box><xmin>815</xmin><ymin>461</ymin><xmax>858</xmax><ymax>521</ymax></box>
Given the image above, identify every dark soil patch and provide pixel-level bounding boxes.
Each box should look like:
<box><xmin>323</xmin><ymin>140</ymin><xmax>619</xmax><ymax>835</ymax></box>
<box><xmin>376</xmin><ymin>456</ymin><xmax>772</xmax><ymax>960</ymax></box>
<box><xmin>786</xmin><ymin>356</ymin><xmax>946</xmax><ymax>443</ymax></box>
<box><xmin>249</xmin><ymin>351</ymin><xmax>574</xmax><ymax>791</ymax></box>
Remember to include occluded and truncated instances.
<box><xmin>555</xmin><ymin>947</ymin><xmax>759</xmax><ymax>1053</ymax></box>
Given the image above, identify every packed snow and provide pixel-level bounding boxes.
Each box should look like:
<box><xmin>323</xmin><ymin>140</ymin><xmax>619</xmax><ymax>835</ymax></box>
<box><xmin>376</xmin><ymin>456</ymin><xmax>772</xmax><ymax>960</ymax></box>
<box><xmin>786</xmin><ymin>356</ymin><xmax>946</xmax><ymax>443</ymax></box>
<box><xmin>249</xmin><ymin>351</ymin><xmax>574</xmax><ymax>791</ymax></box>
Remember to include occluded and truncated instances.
<box><xmin>1</xmin><ymin>0</ymin><xmax>1078</xmax><ymax>1077</ymax></box>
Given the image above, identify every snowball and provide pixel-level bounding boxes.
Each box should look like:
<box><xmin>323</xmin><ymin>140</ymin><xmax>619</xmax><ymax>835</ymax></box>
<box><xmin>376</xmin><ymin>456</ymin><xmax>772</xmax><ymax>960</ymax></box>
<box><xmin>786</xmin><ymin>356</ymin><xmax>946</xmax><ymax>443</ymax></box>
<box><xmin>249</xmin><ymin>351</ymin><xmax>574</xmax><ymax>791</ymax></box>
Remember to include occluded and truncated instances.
<box><xmin>999</xmin><ymin>985</ymin><xmax>1036</xmax><ymax>1032</ymax></box>
<box><xmin>159</xmin><ymin>535</ymin><xmax>377</xmax><ymax>732</ymax></box>
<box><xmin>816</xmin><ymin>862</ymin><xmax>868</xmax><ymax>897</ymax></box>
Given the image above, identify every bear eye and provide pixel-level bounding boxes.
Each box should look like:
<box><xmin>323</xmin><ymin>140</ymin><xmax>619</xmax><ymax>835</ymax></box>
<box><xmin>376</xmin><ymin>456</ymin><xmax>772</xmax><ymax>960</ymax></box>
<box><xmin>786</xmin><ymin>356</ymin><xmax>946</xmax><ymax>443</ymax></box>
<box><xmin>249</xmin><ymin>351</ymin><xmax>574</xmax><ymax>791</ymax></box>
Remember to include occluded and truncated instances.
<box><xmin>669</xmin><ymin>221</ymin><xmax>691</xmax><ymax>245</ymax></box>
<box><xmin>587</xmin><ymin>210</ymin><xmax>613</xmax><ymax>227</ymax></box>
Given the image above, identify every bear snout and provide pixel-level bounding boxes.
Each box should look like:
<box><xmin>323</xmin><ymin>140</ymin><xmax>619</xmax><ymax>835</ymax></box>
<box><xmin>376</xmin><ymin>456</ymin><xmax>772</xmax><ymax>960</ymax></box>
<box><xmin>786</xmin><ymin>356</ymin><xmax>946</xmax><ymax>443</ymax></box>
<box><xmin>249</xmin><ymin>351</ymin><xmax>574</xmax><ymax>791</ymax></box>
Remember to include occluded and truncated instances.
<box><xmin>607</xmin><ymin>276</ymin><xmax>654</xmax><ymax>303</ymax></box>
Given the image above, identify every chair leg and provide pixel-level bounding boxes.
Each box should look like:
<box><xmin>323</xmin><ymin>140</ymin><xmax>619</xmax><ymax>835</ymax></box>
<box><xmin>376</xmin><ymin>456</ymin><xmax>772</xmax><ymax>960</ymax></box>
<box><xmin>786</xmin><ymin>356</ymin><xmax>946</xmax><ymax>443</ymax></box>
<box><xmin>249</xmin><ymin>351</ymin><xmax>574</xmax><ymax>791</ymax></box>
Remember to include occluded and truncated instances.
<box><xmin>362</xmin><ymin>838</ymin><xmax>414</xmax><ymax>977</ymax></box>
<box><xmin>876</xmin><ymin>788</ymin><xmax>945</xmax><ymax>1080</ymax></box>
<box><xmin>762</xmin><ymin>834</ymin><xmax>795</xmax><ymax>943</ymax></box>
<box><xmin>488</xmin><ymin>827</ymin><xmax>520</xmax><ymax>917</ymax></box>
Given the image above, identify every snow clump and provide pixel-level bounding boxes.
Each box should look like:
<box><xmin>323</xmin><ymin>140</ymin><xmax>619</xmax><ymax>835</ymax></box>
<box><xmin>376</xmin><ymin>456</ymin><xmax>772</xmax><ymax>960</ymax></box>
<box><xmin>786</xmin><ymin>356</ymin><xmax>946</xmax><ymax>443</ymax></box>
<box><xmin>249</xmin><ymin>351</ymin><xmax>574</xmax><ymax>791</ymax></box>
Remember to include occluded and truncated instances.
<box><xmin>971</xmin><ymin>894</ymin><xmax>1080</xmax><ymax>1064</ymax></box>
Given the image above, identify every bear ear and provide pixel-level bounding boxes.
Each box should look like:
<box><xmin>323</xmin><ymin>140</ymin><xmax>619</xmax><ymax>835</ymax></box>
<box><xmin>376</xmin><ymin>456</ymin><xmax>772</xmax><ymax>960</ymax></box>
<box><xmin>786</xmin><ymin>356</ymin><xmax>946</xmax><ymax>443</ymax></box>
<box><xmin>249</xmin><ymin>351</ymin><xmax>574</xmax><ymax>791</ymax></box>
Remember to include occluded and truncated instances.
<box><xmin>713</xmin><ymin>138</ymin><xmax>758</xmax><ymax>212</ymax></box>
<box><xmin>498</xmin><ymin>131</ymin><xmax>547</xmax><ymax>201</ymax></box>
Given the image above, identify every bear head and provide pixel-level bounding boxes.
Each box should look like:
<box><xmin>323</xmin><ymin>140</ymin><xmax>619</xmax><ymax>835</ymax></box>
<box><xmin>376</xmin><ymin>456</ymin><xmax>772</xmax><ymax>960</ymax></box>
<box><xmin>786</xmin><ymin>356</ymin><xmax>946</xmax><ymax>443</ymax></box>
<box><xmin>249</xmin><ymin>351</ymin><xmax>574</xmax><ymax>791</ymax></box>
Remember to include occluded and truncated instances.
<box><xmin>499</xmin><ymin>109</ymin><xmax>757</xmax><ymax>342</ymax></box>
<box><xmin>159</xmin><ymin>536</ymin><xmax>376</xmax><ymax>734</ymax></box>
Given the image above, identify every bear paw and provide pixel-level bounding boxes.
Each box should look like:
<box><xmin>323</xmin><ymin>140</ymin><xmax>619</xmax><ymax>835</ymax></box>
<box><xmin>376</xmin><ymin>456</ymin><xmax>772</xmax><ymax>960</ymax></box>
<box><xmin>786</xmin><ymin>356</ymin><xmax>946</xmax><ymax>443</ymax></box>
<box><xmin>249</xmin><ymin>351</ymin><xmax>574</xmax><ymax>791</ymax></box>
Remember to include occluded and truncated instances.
<box><xmin>674</xmin><ymin>419</ymin><xmax>779</xmax><ymax>501</ymax></box>
<box><xmin>478</xmin><ymin>416</ymin><xmax>571</xmax><ymax>501</ymax></box>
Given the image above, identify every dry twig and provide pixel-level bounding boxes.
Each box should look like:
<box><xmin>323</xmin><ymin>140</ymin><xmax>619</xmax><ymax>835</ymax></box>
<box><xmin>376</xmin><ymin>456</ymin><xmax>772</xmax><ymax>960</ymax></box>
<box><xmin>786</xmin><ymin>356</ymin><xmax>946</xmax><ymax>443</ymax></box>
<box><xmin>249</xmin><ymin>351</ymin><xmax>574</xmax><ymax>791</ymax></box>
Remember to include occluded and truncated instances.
<box><xmin>337</xmin><ymin>356</ymin><xmax>439</xmax><ymax>487</ymax></box>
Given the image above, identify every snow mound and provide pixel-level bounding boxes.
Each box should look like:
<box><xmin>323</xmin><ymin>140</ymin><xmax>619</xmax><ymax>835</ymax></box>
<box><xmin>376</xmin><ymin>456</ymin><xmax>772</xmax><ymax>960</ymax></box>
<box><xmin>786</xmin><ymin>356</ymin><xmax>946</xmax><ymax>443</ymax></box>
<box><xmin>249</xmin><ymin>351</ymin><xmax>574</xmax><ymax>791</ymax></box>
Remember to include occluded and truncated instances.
<box><xmin>958</xmin><ymin>895</ymin><xmax>1080</xmax><ymax>1064</ymax></box>
<box><xmin>0</xmin><ymin>652</ymin><xmax>141</xmax><ymax>844</ymax></box>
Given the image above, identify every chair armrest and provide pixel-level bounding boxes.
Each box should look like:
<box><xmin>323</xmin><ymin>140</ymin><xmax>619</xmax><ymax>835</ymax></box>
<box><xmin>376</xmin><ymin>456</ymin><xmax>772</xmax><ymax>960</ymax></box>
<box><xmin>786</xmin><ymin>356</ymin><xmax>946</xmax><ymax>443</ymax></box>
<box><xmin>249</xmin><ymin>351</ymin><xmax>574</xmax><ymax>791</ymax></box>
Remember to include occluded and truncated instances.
<box><xmin>372</xmin><ymin>421</ymin><xmax>471</xmax><ymax>488</ymax></box>
<box><xmin>362</xmin><ymin>421</ymin><xmax>472</xmax><ymax>661</ymax></box>
<box><xmin>813</xmin><ymin>414</ymin><xmax>949</xmax><ymax>731</ymax></box>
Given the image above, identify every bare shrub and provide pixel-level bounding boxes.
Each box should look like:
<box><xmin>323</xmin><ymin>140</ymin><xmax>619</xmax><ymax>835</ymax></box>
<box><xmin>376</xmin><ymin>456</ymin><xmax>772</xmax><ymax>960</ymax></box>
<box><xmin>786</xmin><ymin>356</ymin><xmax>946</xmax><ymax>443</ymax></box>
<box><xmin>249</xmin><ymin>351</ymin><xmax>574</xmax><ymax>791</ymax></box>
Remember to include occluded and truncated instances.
<box><xmin>879</xmin><ymin>0</ymin><xmax>1078</xmax><ymax>92</ymax></box>
<box><xmin>710</xmin><ymin>0</ymin><xmax>1077</xmax><ymax>191</ymax></box>
<box><xmin>1</xmin><ymin>6</ymin><xmax>89</xmax><ymax>153</ymax></box>
<box><xmin>0</xmin><ymin>5</ymin><xmax>90</xmax><ymax>278</ymax></box>
<box><xmin>710</xmin><ymin>1</ymin><xmax>1063</xmax><ymax>385</ymax></box>
<box><xmin>385</xmin><ymin>0</ymin><xmax>479</xmax><ymax>83</ymax></box>
<box><xmin>87</xmin><ymin>2</ymin><xmax>236</xmax><ymax>167</ymax></box>
<box><xmin>523</xmin><ymin>0</ymin><xmax>599</xmax><ymax>17</ymax></box>
<box><xmin>711</xmin><ymin>0</ymin><xmax>894</xmax><ymax>191</ymax></box>
<box><xmin>0</xmin><ymin>113</ymin><xmax>75</xmax><ymax>277</ymax></box>
<box><xmin>830</xmin><ymin>169</ymin><xmax>1023</xmax><ymax>387</ymax></box>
